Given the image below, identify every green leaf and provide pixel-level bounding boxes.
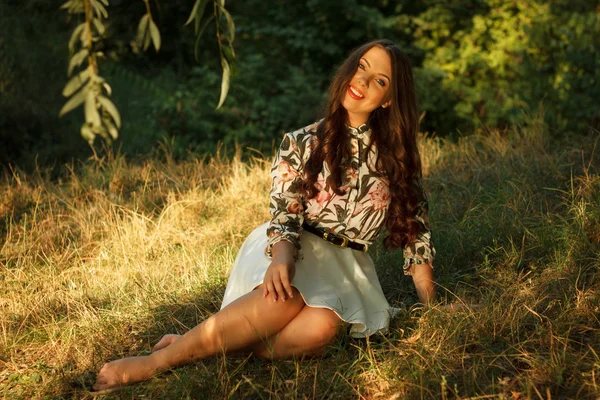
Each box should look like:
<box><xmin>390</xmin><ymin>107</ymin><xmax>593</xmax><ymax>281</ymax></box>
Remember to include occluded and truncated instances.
<box><xmin>80</xmin><ymin>123</ymin><xmax>95</xmax><ymax>145</ymax></box>
<box><xmin>143</xmin><ymin>28</ymin><xmax>151</xmax><ymax>51</ymax></box>
<box><xmin>136</xmin><ymin>14</ymin><xmax>150</xmax><ymax>50</ymax></box>
<box><xmin>68</xmin><ymin>23</ymin><xmax>86</xmax><ymax>51</ymax></box>
<box><xmin>93</xmin><ymin>75</ymin><xmax>105</xmax><ymax>84</ymax></box>
<box><xmin>92</xmin><ymin>18</ymin><xmax>105</xmax><ymax>35</ymax></box>
<box><xmin>91</xmin><ymin>123</ymin><xmax>109</xmax><ymax>144</ymax></box>
<box><xmin>59</xmin><ymin>87</ymin><xmax>88</xmax><ymax>117</ymax></box>
<box><xmin>99</xmin><ymin>0</ymin><xmax>109</xmax><ymax>6</ymax></box>
<box><xmin>102</xmin><ymin>82</ymin><xmax>112</xmax><ymax>96</ymax></box>
<box><xmin>61</xmin><ymin>0</ymin><xmax>84</xmax><ymax>13</ymax></box>
<box><xmin>149</xmin><ymin>19</ymin><xmax>161</xmax><ymax>52</ymax></box>
<box><xmin>217</xmin><ymin>3</ymin><xmax>235</xmax><ymax>44</ymax></box>
<box><xmin>184</xmin><ymin>0</ymin><xmax>202</xmax><ymax>26</ymax></box>
<box><xmin>97</xmin><ymin>95</ymin><xmax>121</xmax><ymax>128</ymax></box>
<box><xmin>62</xmin><ymin>69</ymin><xmax>90</xmax><ymax>96</ymax></box>
<box><xmin>216</xmin><ymin>56</ymin><xmax>230</xmax><ymax>110</ymax></box>
<box><xmin>90</xmin><ymin>0</ymin><xmax>108</xmax><ymax>19</ymax></box>
<box><xmin>84</xmin><ymin>91</ymin><xmax>101</xmax><ymax>127</ymax></box>
<box><xmin>67</xmin><ymin>48</ymin><xmax>89</xmax><ymax>76</ymax></box>
<box><xmin>104</xmin><ymin>119</ymin><xmax>119</xmax><ymax>140</ymax></box>
<box><xmin>194</xmin><ymin>15</ymin><xmax>215</xmax><ymax>61</ymax></box>
<box><xmin>96</xmin><ymin>126</ymin><xmax>111</xmax><ymax>143</ymax></box>
<box><xmin>184</xmin><ymin>0</ymin><xmax>210</xmax><ymax>34</ymax></box>
<box><xmin>195</xmin><ymin>0</ymin><xmax>211</xmax><ymax>33</ymax></box>
<box><xmin>220</xmin><ymin>42</ymin><xmax>235</xmax><ymax>64</ymax></box>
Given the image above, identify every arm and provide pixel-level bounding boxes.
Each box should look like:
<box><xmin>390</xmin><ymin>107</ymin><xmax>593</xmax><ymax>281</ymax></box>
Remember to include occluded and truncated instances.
<box><xmin>409</xmin><ymin>262</ymin><xmax>435</xmax><ymax>305</ymax></box>
<box><xmin>264</xmin><ymin>132</ymin><xmax>306</xmax><ymax>301</ymax></box>
<box><xmin>265</xmin><ymin>132</ymin><xmax>305</xmax><ymax>259</ymax></box>
<box><xmin>263</xmin><ymin>240</ymin><xmax>297</xmax><ymax>302</ymax></box>
<box><xmin>404</xmin><ymin>177</ymin><xmax>436</xmax><ymax>305</ymax></box>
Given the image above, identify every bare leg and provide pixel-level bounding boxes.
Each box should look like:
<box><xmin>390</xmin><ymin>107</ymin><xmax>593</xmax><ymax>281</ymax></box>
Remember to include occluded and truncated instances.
<box><xmin>250</xmin><ymin>305</ymin><xmax>344</xmax><ymax>359</ymax></box>
<box><xmin>151</xmin><ymin>307</ymin><xmax>343</xmax><ymax>359</ymax></box>
<box><xmin>93</xmin><ymin>286</ymin><xmax>305</xmax><ymax>391</ymax></box>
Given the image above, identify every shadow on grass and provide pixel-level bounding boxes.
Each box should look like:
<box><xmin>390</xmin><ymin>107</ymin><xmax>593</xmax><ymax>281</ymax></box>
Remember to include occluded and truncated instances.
<box><xmin>67</xmin><ymin>278</ymin><xmax>379</xmax><ymax>399</ymax></box>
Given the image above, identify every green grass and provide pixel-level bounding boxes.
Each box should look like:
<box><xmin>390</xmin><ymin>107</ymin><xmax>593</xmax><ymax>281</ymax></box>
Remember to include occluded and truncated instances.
<box><xmin>1</xmin><ymin>116</ymin><xmax>599</xmax><ymax>399</ymax></box>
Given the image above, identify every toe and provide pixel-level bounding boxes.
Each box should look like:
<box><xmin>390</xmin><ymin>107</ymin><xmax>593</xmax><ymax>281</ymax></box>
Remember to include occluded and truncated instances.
<box><xmin>152</xmin><ymin>342</ymin><xmax>163</xmax><ymax>352</ymax></box>
<box><xmin>98</xmin><ymin>363</ymin><xmax>110</xmax><ymax>373</ymax></box>
<box><xmin>152</xmin><ymin>334</ymin><xmax>179</xmax><ymax>352</ymax></box>
<box><xmin>93</xmin><ymin>377</ymin><xmax>119</xmax><ymax>392</ymax></box>
<box><xmin>152</xmin><ymin>339</ymin><xmax>166</xmax><ymax>352</ymax></box>
<box><xmin>93</xmin><ymin>376</ymin><xmax>110</xmax><ymax>390</ymax></box>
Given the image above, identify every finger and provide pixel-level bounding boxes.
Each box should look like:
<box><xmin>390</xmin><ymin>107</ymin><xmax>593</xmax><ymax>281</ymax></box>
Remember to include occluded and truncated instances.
<box><xmin>279</xmin><ymin>268</ymin><xmax>294</xmax><ymax>298</ymax></box>
<box><xmin>263</xmin><ymin>272</ymin><xmax>272</xmax><ymax>298</ymax></box>
<box><xmin>267</xmin><ymin>281</ymin><xmax>277</xmax><ymax>302</ymax></box>
<box><xmin>272</xmin><ymin>275</ymin><xmax>286</xmax><ymax>302</ymax></box>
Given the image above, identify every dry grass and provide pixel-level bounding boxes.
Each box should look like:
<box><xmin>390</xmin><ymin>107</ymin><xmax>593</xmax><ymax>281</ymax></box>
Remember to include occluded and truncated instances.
<box><xmin>1</xmin><ymin>118</ymin><xmax>599</xmax><ymax>399</ymax></box>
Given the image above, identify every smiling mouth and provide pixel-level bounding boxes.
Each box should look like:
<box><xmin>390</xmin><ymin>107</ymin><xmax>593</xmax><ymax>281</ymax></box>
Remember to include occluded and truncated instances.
<box><xmin>348</xmin><ymin>84</ymin><xmax>364</xmax><ymax>100</ymax></box>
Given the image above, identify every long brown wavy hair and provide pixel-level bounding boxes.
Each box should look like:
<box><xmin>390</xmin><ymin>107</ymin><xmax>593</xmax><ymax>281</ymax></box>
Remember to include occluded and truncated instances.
<box><xmin>302</xmin><ymin>39</ymin><xmax>422</xmax><ymax>249</ymax></box>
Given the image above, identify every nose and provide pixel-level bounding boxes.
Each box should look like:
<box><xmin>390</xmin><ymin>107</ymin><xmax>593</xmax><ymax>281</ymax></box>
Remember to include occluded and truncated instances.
<box><xmin>356</xmin><ymin>75</ymin><xmax>368</xmax><ymax>88</ymax></box>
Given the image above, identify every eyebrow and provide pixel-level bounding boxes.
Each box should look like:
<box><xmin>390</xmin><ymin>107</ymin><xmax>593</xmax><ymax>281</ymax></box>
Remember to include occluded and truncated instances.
<box><xmin>361</xmin><ymin>57</ymin><xmax>390</xmax><ymax>83</ymax></box>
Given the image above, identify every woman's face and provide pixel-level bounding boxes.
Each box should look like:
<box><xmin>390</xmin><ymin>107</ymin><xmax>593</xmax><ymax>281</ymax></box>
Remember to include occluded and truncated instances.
<box><xmin>341</xmin><ymin>46</ymin><xmax>392</xmax><ymax>128</ymax></box>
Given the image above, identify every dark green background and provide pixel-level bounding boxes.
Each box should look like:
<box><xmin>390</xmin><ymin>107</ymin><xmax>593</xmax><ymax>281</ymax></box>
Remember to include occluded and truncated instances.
<box><xmin>1</xmin><ymin>0</ymin><xmax>598</xmax><ymax>168</ymax></box>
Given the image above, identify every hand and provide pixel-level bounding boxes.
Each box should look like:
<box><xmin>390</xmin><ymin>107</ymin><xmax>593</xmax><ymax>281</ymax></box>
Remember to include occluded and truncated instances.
<box><xmin>263</xmin><ymin>241</ymin><xmax>296</xmax><ymax>302</ymax></box>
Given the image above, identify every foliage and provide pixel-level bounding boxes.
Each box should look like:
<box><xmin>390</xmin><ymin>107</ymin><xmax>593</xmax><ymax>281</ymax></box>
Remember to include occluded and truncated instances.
<box><xmin>136</xmin><ymin>0</ymin><xmax>161</xmax><ymax>53</ymax></box>
<box><xmin>184</xmin><ymin>0</ymin><xmax>236</xmax><ymax>110</ymax></box>
<box><xmin>59</xmin><ymin>0</ymin><xmax>122</xmax><ymax>146</ymax></box>
<box><xmin>0</xmin><ymin>0</ymin><xmax>598</xmax><ymax>167</ymax></box>
<box><xmin>57</xmin><ymin>0</ymin><xmax>235</xmax><ymax>148</ymax></box>
<box><xmin>398</xmin><ymin>0</ymin><xmax>600</xmax><ymax>134</ymax></box>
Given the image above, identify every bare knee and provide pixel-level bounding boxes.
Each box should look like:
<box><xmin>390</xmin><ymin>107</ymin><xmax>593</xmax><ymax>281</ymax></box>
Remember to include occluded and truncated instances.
<box><xmin>302</xmin><ymin>309</ymin><xmax>342</xmax><ymax>352</ymax></box>
<box><xmin>307</xmin><ymin>323</ymin><xmax>340</xmax><ymax>348</ymax></box>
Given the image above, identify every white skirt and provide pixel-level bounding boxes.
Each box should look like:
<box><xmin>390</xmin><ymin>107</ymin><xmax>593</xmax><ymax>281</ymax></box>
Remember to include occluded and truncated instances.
<box><xmin>220</xmin><ymin>222</ymin><xmax>391</xmax><ymax>338</ymax></box>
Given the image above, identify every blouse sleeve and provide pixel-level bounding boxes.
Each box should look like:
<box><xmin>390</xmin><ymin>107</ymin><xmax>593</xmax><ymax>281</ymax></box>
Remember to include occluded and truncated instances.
<box><xmin>402</xmin><ymin>178</ymin><xmax>436</xmax><ymax>275</ymax></box>
<box><xmin>265</xmin><ymin>132</ymin><xmax>305</xmax><ymax>259</ymax></box>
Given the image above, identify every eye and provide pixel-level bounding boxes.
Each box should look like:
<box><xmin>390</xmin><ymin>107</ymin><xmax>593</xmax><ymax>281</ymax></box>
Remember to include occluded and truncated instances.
<box><xmin>358</xmin><ymin>63</ymin><xmax>366</xmax><ymax>70</ymax></box>
<box><xmin>376</xmin><ymin>79</ymin><xmax>386</xmax><ymax>87</ymax></box>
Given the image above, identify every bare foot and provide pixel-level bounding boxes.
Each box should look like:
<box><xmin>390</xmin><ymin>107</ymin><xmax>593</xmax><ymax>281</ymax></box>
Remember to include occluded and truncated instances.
<box><xmin>152</xmin><ymin>334</ymin><xmax>182</xmax><ymax>353</ymax></box>
<box><xmin>92</xmin><ymin>355</ymin><xmax>159</xmax><ymax>392</ymax></box>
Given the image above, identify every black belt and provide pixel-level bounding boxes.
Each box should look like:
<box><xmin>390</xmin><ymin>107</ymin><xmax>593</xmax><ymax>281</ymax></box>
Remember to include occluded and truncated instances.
<box><xmin>302</xmin><ymin>223</ymin><xmax>369</xmax><ymax>252</ymax></box>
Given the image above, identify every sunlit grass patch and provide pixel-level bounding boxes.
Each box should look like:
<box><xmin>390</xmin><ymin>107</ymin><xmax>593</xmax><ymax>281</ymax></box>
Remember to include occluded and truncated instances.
<box><xmin>1</xmin><ymin>121</ymin><xmax>599</xmax><ymax>398</ymax></box>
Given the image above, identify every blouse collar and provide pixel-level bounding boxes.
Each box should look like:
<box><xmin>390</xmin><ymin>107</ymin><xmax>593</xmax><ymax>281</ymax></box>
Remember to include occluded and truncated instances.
<box><xmin>345</xmin><ymin>122</ymin><xmax>371</xmax><ymax>140</ymax></box>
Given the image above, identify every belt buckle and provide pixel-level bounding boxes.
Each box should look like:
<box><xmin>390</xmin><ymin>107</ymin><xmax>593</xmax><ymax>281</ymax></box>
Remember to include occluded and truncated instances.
<box><xmin>323</xmin><ymin>232</ymin><xmax>349</xmax><ymax>248</ymax></box>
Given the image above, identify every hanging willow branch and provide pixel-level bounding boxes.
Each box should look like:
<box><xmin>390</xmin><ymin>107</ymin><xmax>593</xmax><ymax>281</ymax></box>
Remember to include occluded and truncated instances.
<box><xmin>59</xmin><ymin>0</ymin><xmax>120</xmax><ymax>146</ymax></box>
<box><xmin>60</xmin><ymin>0</ymin><xmax>234</xmax><ymax>146</ymax></box>
<box><xmin>136</xmin><ymin>0</ymin><xmax>161</xmax><ymax>52</ymax></box>
<box><xmin>186</xmin><ymin>0</ymin><xmax>236</xmax><ymax>109</ymax></box>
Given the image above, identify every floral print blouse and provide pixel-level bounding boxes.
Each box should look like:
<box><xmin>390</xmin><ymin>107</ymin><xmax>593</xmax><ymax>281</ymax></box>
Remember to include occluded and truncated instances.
<box><xmin>265</xmin><ymin>121</ymin><xmax>435</xmax><ymax>275</ymax></box>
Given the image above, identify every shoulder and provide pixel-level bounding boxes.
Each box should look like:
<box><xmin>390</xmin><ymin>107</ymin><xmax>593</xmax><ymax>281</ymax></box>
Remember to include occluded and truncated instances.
<box><xmin>287</xmin><ymin>119</ymin><xmax>321</xmax><ymax>141</ymax></box>
<box><xmin>281</xmin><ymin>119</ymin><xmax>321</xmax><ymax>154</ymax></box>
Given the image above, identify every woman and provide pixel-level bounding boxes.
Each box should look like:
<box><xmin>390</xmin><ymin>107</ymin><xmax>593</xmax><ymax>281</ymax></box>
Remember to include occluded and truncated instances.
<box><xmin>93</xmin><ymin>39</ymin><xmax>435</xmax><ymax>392</ymax></box>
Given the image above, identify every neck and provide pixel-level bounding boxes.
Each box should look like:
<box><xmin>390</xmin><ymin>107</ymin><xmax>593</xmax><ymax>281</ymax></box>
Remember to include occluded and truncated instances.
<box><xmin>346</xmin><ymin>111</ymin><xmax>369</xmax><ymax>128</ymax></box>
